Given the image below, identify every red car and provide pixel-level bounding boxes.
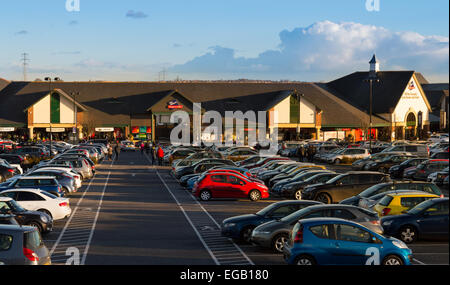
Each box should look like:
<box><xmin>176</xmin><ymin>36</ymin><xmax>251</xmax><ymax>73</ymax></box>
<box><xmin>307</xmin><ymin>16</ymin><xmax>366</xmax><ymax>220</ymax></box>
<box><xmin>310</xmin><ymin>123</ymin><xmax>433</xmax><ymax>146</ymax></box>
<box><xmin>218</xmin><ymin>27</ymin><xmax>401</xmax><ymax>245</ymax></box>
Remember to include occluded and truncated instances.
<box><xmin>193</xmin><ymin>172</ymin><xmax>269</xmax><ymax>201</ymax></box>
<box><xmin>206</xmin><ymin>169</ymin><xmax>264</xmax><ymax>183</ymax></box>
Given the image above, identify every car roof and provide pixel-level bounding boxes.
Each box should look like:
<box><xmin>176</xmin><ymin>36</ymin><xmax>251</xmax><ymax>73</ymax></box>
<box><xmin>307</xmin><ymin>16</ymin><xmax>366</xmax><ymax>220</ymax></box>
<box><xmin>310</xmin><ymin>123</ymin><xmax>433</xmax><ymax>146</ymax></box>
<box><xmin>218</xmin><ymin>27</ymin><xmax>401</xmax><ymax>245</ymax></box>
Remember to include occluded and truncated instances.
<box><xmin>297</xmin><ymin>217</ymin><xmax>357</xmax><ymax>225</ymax></box>
<box><xmin>0</xmin><ymin>196</ymin><xmax>13</xmax><ymax>202</ymax></box>
<box><xmin>0</xmin><ymin>224</ymin><xmax>36</xmax><ymax>232</ymax></box>
<box><xmin>387</xmin><ymin>192</ymin><xmax>440</xmax><ymax>197</ymax></box>
<box><xmin>1</xmin><ymin>189</ymin><xmax>44</xmax><ymax>194</ymax></box>
<box><xmin>19</xmin><ymin>176</ymin><xmax>56</xmax><ymax>179</ymax></box>
<box><xmin>343</xmin><ymin>171</ymin><xmax>386</xmax><ymax>175</ymax></box>
<box><xmin>299</xmin><ymin>204</ymin><xmax>367</xmax><ymax>211</ymax></box>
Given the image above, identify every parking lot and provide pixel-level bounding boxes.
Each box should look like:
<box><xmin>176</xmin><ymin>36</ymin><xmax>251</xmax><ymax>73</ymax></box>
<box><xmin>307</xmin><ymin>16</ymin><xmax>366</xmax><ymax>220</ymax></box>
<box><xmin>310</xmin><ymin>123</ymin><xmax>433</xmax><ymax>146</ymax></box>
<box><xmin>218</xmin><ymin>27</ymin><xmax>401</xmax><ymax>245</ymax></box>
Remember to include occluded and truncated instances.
<box><xmin>42</xmin><ymin>151</ymin><xmax>448</xmax><ymax>266</ymax></box>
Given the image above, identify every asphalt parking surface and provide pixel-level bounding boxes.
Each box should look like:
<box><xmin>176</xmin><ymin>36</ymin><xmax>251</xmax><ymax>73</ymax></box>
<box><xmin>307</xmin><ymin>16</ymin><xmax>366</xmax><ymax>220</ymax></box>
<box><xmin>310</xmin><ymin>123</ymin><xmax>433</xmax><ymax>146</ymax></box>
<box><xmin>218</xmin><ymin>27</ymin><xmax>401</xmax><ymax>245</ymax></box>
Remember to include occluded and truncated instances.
<box><xmin>43</xmin><ymin>152</ymin><xmax>449</xmax><ymax>265</ymax></box>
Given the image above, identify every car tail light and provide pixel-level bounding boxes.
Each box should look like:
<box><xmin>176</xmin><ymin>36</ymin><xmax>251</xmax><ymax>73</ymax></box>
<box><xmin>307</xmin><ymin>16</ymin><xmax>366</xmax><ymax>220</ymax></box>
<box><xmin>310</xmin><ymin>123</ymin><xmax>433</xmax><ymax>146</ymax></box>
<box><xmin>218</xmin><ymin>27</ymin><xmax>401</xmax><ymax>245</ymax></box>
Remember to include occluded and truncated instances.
<box><xmin>7</xmin><ymin>169</ymin><xmax>14</xmax><ymax>173</ymax></box>
<box><xmin>59</xmin><ymin>202</ymin><xmax>68</xmax><ymax>207</ymax></box>
<box><xmin>294</xmin><ymin>225</ymin><xmax>304</xmax><ymax>244</ymax></box>
<box><xmin>23</xmin><ymin>248</ymin><xmax>39</xmax><ymax>262</ymax></box>
<box><xmin>382</xmin><ymin>208</ymin><xmax>391</xmax><ymax>216</ymax></box>
<box><xmin>370</xmin><ymin>220</ymin><xmax>380</xmax><ymax>225</ymax></box>
<box><xmin>440</xmin><ymin>194</ymin><xmax>444</xmax><ymax>198</ymax></box>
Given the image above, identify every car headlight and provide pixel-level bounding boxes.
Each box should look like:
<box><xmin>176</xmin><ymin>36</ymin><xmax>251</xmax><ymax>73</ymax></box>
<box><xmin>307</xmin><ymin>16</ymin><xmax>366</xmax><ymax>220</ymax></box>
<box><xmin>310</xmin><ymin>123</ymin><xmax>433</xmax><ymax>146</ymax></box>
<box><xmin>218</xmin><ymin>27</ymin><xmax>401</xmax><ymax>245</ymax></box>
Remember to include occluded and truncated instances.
<box><xmin>223</xmin><ymin>223</ymin><xmax>236</xmax><ymax>228</ymax></box>
<box><xmin>392</xmin><ymin>240</ymin><xmax>408</xmax><ymax>249</ymax></box>
<box><xmin>382</xmin><ymin>220</ymin><xmax>393</xmax><ymax>226</ymax></box>
<box><xmin>40</xmin><ymin>215</ymin><xmax>48</xmax><ymax>223</ymax></box>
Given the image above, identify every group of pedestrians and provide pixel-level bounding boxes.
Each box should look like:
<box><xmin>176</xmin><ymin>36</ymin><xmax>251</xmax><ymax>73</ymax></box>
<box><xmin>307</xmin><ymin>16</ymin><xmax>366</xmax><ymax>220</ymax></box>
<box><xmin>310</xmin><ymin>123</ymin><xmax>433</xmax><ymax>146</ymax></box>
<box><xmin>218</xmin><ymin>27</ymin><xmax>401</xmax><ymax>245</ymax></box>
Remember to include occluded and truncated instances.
<box><xmin>106</xmin><ymin>140</ymin><xmax>165</xmax><ymax>165</ymax></box>
<box><xmin>296</xmin><ymin>144</ymin><xmax>317</xmax><ymax>162</ymax></box>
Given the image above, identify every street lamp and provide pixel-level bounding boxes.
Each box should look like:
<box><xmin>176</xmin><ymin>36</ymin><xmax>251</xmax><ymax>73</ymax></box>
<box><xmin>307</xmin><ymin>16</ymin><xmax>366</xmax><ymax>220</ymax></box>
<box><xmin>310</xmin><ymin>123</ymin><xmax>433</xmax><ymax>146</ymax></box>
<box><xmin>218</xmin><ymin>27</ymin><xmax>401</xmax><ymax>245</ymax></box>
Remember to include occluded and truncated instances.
<box><xmin>365</xmin><ymin>56</ymin><xmax>380</xmax><ymax>153</ymax></box>
<box><xmin>44</xmin><ymin>77</ymin><xmax>62</xmax><ymax>156</ymax></box>
<box><xmin>70</xmin><ymin>92</ymin><xmax>80</xmax><ymax>143</ymax></box>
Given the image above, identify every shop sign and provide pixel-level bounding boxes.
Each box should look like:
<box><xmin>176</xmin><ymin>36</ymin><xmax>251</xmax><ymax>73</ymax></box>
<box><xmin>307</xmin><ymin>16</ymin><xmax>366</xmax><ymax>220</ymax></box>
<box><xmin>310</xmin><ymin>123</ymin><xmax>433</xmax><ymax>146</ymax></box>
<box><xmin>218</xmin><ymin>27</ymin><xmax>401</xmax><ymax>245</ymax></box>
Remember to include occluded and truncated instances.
<box><xmin>167</xmin><ymin>100</ymin><xmax>183</xmax><ymax>109</ymax></box>
<box><xmin>0</xmin><ymin>127</ymin><xmax>15</xmax><ymax>132</ymax></box>
<box><xmin>95</xmin><ymin>127</ymin><xmax>114</xmax><ymax>132</ymax></box>
<box><xmin>46</xmin><ymin>128</ymin><xmax>66</xmax><ymax>133</ymax></box>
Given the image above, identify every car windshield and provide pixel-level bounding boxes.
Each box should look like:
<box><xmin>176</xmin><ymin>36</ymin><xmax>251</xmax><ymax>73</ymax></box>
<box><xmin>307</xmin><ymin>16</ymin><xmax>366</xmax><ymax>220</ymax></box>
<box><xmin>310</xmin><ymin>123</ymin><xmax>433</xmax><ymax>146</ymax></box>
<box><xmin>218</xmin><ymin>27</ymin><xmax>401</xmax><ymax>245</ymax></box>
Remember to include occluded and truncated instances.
<box><xmin>280</xmin><ymin>207</ymin><xmax>312</xmax><ymax>223</ymax></box>
<box><xmin>256</xmin><ymin>203</ymin><xmax>281</xmax><ymax>216</ymax></box>
<box><xmin>325</xmin><ymin>174</ymin><xmax>346</xmax><ymax>184</ymax></box>
<box><xmin>358</xmin><ymin>184</ymin><xmax>388</xmax><ymax>198</ymax></box>
<box><xmin>406</xmin><ymin>199</ymin><xmax>437</xmax><ymax>215</ymax></box>
<box><xmin>8</xmin><ymin>200</ymin><xmax>26</xmax><ymax>212</ymax></box>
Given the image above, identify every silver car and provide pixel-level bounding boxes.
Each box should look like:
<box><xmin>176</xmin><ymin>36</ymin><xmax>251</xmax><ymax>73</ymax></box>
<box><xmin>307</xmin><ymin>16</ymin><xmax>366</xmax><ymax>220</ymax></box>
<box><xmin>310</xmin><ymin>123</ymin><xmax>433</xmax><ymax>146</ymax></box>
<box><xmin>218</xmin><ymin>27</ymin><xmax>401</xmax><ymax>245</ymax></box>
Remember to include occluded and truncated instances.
<box><xmin>251</xmin><ymin>204</ymin><xmax>383</xmax><ymax>253</ymax></box>
<box><xmin>50</xmin><ymin>157</ymin><xmax>93</xmax><ymax>180</ymax></box>
<box><xmin>0</xmin><ymin>224</ymin><xmax>51</xmax><ymax>265</ymax></box>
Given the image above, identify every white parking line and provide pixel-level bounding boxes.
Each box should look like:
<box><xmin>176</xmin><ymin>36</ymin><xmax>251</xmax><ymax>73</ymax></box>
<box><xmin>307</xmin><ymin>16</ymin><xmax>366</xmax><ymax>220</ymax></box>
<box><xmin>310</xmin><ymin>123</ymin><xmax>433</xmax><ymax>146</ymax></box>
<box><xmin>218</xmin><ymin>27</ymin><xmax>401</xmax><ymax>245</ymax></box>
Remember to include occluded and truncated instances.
<box><xmin>80</xmin><ymin>161</ymin><xmax>114</xmax><ymax>265</ymax></box>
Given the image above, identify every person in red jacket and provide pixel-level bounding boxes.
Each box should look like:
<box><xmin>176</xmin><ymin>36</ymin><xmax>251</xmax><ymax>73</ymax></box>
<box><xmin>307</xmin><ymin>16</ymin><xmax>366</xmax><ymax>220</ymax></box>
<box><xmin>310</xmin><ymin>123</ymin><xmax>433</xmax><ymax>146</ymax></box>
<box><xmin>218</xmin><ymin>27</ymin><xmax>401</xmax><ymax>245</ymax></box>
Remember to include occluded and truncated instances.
<box><xmin>157</xmin><ymin>145</ymin><xmax>164</xmax><ymax>166</ymax></box>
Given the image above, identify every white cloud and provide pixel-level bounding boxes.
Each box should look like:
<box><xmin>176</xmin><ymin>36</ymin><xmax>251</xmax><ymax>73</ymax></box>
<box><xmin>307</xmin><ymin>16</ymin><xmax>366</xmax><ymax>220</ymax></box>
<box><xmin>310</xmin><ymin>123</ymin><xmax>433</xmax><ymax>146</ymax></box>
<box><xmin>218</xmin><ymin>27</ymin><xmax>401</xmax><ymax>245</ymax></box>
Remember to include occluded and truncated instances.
<box><xmin>169</xmin><ymin>20</ymin><xmax>449</xmax><ymax>82</ymax></box>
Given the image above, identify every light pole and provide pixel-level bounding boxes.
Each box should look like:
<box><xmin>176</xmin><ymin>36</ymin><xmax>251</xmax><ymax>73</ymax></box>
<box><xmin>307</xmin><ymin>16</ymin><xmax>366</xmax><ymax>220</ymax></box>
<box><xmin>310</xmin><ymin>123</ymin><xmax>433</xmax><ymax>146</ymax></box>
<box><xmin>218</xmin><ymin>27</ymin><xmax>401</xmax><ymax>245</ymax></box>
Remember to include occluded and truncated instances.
<box><xmin>44</xmin><ymin>77</ymin><xmax>61</xmax><ymax>156</ymax></box>
<box><xmin>70</xmin><ymin>92</ymin><xmax>80</xmax><ymax>143</ymax></box>
<box><xmin>365</xmin><ymin>73</ymin><xmax>379</xmax><ymax>153</ymax></box>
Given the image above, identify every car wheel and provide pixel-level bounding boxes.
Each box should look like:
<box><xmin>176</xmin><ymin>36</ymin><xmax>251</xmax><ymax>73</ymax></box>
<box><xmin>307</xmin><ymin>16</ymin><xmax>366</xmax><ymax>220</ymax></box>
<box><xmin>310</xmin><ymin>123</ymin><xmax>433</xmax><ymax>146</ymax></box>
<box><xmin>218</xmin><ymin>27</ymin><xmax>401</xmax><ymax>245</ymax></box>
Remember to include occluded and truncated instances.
<box><xmin>382</xmin><ymin>255</ymin><xmax>404</xmax><ymax>265</ymax></box>
<box><xmin>62</xmin><ymin>187</ymin><xmax>70</xmax><ymax>196</ymax></box>
<box><xmin>294</xmin><ymin>190</ymin><xmax>302</xmax><ymax>200</ymax></box>
<box><xmin>240</xmin><ymin>226</ymin><xmax>255</xmax><ymax>243</ymax></box>
<box><xmin>398</xmin><ymin>226</ymin><xmax>418</xmax><ymax>244</ymax></box>
<box><xmin>199</xmin><ymin>190</ymin><xmax>212</xmax><ymax>201</ymax></box>
<box><xmin>334</xmin><ymin>159</ymin><xmax>341</xmax><ymax>165</ymax></box>
<box><xmin>316</xmin><ymin>193</ymin><xmax>332</xmax><ymax>204</ymax></box>
<box><xmin>249</xmin><ymin>190</ymin><xmax>262</xmax><ymax>201</ymax></box>
<box><xmin>37</xmin><ymin>209</ymin><xmax>52</xmax><ymax>219</ymax></box>
<box><xmin>28</xmin><ymin>221</ymin><xmax>43</xmax><ymax>233</ymax></box>
<box><xmin>272</xmin><ymin>233</ymin><xmax>289</xmax><ymax>253</ymax></box>
<box><xmin>294</xmin><ymin>254</ymin><xmax>316</xmax><ymax>265</ymax></box>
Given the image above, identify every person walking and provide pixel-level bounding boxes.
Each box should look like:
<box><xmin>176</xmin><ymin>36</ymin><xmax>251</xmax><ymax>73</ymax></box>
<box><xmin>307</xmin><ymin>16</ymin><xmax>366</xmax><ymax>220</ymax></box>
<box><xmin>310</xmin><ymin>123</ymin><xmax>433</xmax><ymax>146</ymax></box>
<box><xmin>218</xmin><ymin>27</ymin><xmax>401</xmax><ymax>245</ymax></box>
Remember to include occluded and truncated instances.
<box><xmin>157</xmin><ymin>145</ymin><xmax>164</xmax><ymax>166</ymax></box>
<box><xmin>140</xmin><ymin>141</ymin><xmax>145</xmax><ymax>156</ymax></box>
<box><xmin>114</xmin><ymin>141</ymin><xmax>121</xmax><ymax>161</ymax></box>
<box><xmin>107</xmin><ymin>144</ymin><xmax>113</xmax><ymax>161</ymax></box>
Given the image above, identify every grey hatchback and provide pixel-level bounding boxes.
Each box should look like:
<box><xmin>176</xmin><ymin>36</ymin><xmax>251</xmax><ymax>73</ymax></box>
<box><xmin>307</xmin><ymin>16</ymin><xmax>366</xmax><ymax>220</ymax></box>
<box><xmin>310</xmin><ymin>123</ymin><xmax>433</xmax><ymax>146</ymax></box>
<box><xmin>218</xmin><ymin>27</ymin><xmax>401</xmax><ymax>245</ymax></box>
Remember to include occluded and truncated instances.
<box><xmin>251</xmin><ymin>204</ymin><xmax>382</xmax><ymax>253</ymax></box>
<box><xmin>0</xmin><ymin>224</ymin><xmax>51</xmax><ymax>265</ymax></box>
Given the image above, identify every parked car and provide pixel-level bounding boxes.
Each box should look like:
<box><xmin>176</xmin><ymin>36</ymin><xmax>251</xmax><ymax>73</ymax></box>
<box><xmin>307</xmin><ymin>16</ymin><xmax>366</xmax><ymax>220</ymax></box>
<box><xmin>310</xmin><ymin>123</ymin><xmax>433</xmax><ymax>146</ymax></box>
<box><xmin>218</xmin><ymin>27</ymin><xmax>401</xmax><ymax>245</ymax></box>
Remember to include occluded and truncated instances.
<box><xmin>0</xmin><ymin>161</ymin><xmax>18</xmax><ymax>182</ymax></box>
<box><xmin>193</xmin><ymin>172</ymin><xmax>269</xmax><ymax>201</ymax></box>
<box><xmin>244</xmin><ymin>157</ymin><xmax>290</xmax><ymax>170</ymax></box>
<box><xmin>428</xmin><ymin>167</ymin><xmax>449</xmax><ymax>185</ymax></box>
<box><xmin>412</xmin><ymin>159</ymin><xmax>449</xmax><ymax>181</ymax></box>
<box><xmin>0</xmin><ymin>176</ymin><xmax>65</xmax><ymax>197</ymax></box>
<box><xmin>25</xmin><ymin>169</ymin><xmax>77</xmax><ymax>195</ymax></box>
<box><xmin>301</xmin><ymin>171</ymin><xmax>391</xmax><ymax>204</ymax></box>
<box><xmin>352</xmin><ymin>152</ymin><xmax>411</xmax><ymax>171</ymax></box>
<box><xmin>167</xmin><ymin>148</ymin><xmax>196</xmax><ymax>165</ymax></box>
<box><xmin>274</xmin><ymin>172</ymin><xmax>340</xmax><ymax>200</ymax></box>
<box><xmin>251</xmin><ymin>204</ymin><xmax>382</xmax><ymax>253</ymax></box>
<box><xmin>0</xmin><ymin>189</ymin><xmax>71</xmax><ymax>220</ymax></box>
<box><xmin>389</xmin><ymin>158</ymin><xmax>429</xmax><ymax>179</ymax></box>
<box><xmin>283</xmin><ymin>218</ymin><xmax>412</xmax><ymax>265</ymax></box>
<box><xmin>225</xmin><ymin>148</ymin><xmax>259</xmax><ymax>162</ymax></box>
<box><xmin>0</xmin><ymin>197</ymin><xmax>53</xmax><ymax>234</ymax></box>
<box><xmin>382</xmin><ymin>144</ymin><xmax>429</xmax><ymax>157</ymax></box>
<box><xmin>326</xmin><ymin>148</ymin><xmax>370</xmax><ymax>165</ymax></box>
<box><xmin>120</xmin><ymin>140</ymin><xmax>137</xmax><ymax>151</ymax></box>
<box><xmin>0</xmin><ymin>214</ymin><xmax>19</xmax><ymax>226</ymax></box>
<box><xmin>174</xmin><ymin>159</ymin><xmax>235</xmax><ymax>179</ymax></box>
<box><xmin>339</xmin><ymin>181</ymin><xmax>443</xmax><ymax>206</ymax></box>
<box><xmin>430</xmin><ymin>152</ymin><xmax>449</xmax><ymax>159</ymax></box>
<box><xmin>0</xmin><ymin>224</ymin><xmax>51</xmax><ymax>265</ymax></box>
<box><xmin>0</xmin><ymin>154</ymin><xmax>25</xmax><ymax>174</ymax></box>
<box><xmin>221</xmin><ymin>200</ymin><xmax>322</xmax><ymax>243</ymax></box>
<box><xmin>364</xmin><ymin>154</ymin><xmax>417</xmax><ymax>173</ymax></box>
<box><xmin>270</xmin><ymin>170</ymin><xmax>333</xmax><ymax>195</ymax></box>
<box><xmin>381</xmin><ymin>198</ymin><xmax>448</xmax><ymax>243</ymax></box>
<box><xmin>374</xmin><ymin>192</ymin><xmax>440</xmax><ymax>217</ymax></box>
<box><xmin>268</xmin><ymin>165</ymin><xmax>326</xmax><ymax>188</ymax></box>
<box><xmin>50</xmin><ymin>157</ymin><xmax>93</xmax><ymax>180</ymax></box>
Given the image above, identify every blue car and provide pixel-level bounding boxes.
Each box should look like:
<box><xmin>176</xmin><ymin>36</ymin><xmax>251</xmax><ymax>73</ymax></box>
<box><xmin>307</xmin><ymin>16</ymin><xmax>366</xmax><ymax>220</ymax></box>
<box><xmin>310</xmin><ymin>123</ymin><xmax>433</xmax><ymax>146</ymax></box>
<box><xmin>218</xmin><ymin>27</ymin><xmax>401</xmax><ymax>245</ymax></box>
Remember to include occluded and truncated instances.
<box><xmin>186</xmin><ymin>176</ymin><xmax>199</xmax><ymax>190</ymax></box>
<box><xmin>221</xmin><ymin>200</ymin><xmax>321</xmax><ymax>243</ymax></box>
<box><xmin>283</xmin><ymin>218</ymin><xmax>412</xmax><ymax>265</ymax></box>
<box><xmin>0</xmin><ymin>176</ymin><xmax>65</xmax><ymax>197</ymax></box>
<box><xmin>381</xmin><ymin>198</ymin><xmax>449</xmax><ymax>244</ymax></box>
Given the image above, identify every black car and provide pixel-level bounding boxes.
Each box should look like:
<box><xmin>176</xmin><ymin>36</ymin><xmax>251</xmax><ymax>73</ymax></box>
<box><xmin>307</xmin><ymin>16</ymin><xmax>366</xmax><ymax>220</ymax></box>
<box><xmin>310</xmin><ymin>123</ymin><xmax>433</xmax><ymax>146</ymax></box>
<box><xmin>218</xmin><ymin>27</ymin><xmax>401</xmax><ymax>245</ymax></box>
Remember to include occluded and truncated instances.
<box><xmin>0</xmin><ymin>197</ymin><xmax>53</xmax><ymax>234</ymax></box>
<box><xmin>221</xmin><ymin>200</ymin><xmax>322</xmax><ymax>243</ymax></box>
<box><xmin>430</xmin><ymin>152</ymin><xmax>449</xmax><ymax>159</ymax></box>
<box><xmin>339</xmin><ymin>181</ymin><xmax>443</xmax><ymax>206</ymax></box>
<box><xmin>0</xmin><ymin>163</ymin><xmax>16</xmax><ymax>183</ymax></box>
<box><xmin>274</xmin><ymin>172</ymin><xmax>339</xmax><ymax>200</ymax></box>
<box><xmin>0</xmin><ymin>154</ymin><xmax>25</xmax><ymax>169</ymax></box>
<box><xmin>381</xmin><ymin>198</ymin><xmax>449</xmax><ymax>243</ymax></box>
<box><xmin>301</xmin><ymin>171</ymin><xmax>391</xmax><ymax>204</ymax></box>
<box><xmin>364</xmin><ymin>155</ymin><xmax>417</xmax><ymax>173</ymax></box>
<box><xmin>0</xmin><ymin>214</ymin><xmax>19</xmax><ymax>225</ymax></box>
<box><xmin>389</xmin><ymin>158</ymin><xmax>429</xmax><ymax>179</ymax></box>
<box><xmin>174</xmin><ymin>159</ymin><xmax>236</xmax><ymax>179</ymax></box>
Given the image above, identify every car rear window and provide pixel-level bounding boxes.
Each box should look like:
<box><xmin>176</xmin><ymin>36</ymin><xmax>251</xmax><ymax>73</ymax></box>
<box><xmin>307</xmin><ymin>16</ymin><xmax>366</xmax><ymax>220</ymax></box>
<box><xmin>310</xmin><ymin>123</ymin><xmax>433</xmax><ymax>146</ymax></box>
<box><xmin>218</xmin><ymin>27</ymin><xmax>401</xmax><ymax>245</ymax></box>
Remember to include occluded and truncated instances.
<box><xmin>41</xmin><ymin>191</ymin><xmax>57</xmax><ymax>199</ymax></box>
<box><xmin>401</xmin><ymin>197</ymin><xmax>434</xmax><ymax>208</ymax></box>
<box><xmin>23</xmin><ymin>230</ymin><xmax>42</xmax><ymax>251</ymax></box>
<box><xmin>0</xmin><ymin>234</ymin><xmax>13</xmax><ymax>251</ymax></box>
<box><xmin>378</xmin><ymin>195</ymin><xmax>394</xmax><ymax>206</ymax></box>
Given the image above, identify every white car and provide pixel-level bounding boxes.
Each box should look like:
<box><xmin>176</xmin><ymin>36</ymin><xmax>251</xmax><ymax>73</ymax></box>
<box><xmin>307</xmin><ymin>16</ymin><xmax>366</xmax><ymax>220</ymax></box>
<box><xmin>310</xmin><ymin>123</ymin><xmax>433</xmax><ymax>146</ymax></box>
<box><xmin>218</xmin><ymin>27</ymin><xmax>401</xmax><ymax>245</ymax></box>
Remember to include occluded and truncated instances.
<box><xmin>327</xmin><ymin>148</ymin><xmax>370</xmax><ymax>164</ymax></box>
<box><xmin>0</xmin><ymin>189</ymin><xmax>71</xmax><ymax>220</ymax></box>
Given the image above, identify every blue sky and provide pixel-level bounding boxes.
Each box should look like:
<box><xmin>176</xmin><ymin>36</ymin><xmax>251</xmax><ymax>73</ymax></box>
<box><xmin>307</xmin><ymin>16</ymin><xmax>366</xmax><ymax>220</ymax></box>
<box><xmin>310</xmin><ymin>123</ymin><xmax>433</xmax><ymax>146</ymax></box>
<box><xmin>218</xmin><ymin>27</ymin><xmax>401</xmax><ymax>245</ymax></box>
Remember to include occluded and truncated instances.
<box><xmin>0</xmin><ymin>0</ymin><xmax>448</xmax><ymax>82</ymax></box>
